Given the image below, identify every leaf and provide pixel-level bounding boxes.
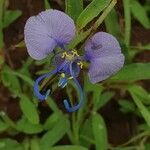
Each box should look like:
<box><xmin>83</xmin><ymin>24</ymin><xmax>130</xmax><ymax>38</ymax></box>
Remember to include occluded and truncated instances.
<box><xmin>127</xmin><ymin>85</ymin><xmax>150</xmax><ymax>105</ymax></box>
<box><xmin>40</xmin><ymin>115</ymin><xmax>69</xmax><ymax>148</ymax></box>
<box><xmin>80</xmin><ymin>117</ymin><xmax>94</xmax><ymax>147</ymax></box>
<box><xmin>0</xmin><ymin>138</ymin><xmax>23</xmax><ymax>150</ymax></box>
<box><xmin>19</xmin><ymin>94</ymin><xmax>39</xmax><ymax>124</ymax></box>
<box><xmin>3</xmin><ymin>10</ymin><xmax>22</xmax><ymax>28</ymax></box>
<box><xmin>97</xmin><ymin>91</ymin><xmax>115</xmax><ymax>110</ymax></box>
<box><xmin>111</xmin><ymin>63</ymin><xmax>150</xmax><ymax>81</ymax></box>
<box><xmin>16</xmin><ymin>117</ymin><xmax>43</xmax><ymax>134</ymax></box>
<box><xmin>104</xmin><ymin>8</ymin><xmax>122</xmax><ymax>40</ymax></box>
<box><xmin>92</xmin><ymin>112</ymin><xmax>108</xmax><ymax>150</ymax></box>
<box><xmin>76</xmin><ymin>0</ymin><xmax>110</xmax><ymax>30</ymax></box>
<box><xmin>1</xmin><ymin>67</ymin><xmax>21</xmax><ymax>97</ymax></box>
<box><xmin>0</xmin><ymin>120</ymin><xmax>9</xmax><ymax>132</ymax></box>
<box><xmin>43</xmin><ymin>113</ymin><xmax>60</xmax><ymax>130</ymax></box>
<box><xmin>118</xmin><ymin>99</ymin><xmax>136</xmax><ymax>113</ymax></box>
<box><xmin>65</xmin><ymin>0</ymin><xmax>83</xmax><ymax>21</ymax></box>
<box><xmin>130</xmin><ymin>0</ymin><xmax>150</xmax><ymax>29</ymax></box>
<box><xmin>128</xmin><ymin>85</ymin><xmax>150</xmax><ymax>127</ymax></box>
<box><xmin>50</xmin><ymin>146</ymin><xmax>88</xmax><ymax>150</ymax></box>
<box><xmin>67</xmin><ymin>29</ymin><xmax>91</xmax><ymax>49</ymax></box>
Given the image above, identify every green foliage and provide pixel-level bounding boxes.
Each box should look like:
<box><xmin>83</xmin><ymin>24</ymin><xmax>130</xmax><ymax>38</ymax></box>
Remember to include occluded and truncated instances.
<box><xmin>19</xmin><ymin>94</ymin><xmax>39</xmax><ymax>124</ymax></box>
<box><xmin>0</xmin><ymin>0</ymin><xmax>150</xmax><ymax>150</ymax></box>
<box><xmin>0</xmin><ymin>0</ymin><xmax>22</xmax><ymax>48</ymax></box>
<box><xmin>111</xmin><ymin>63</ymin><xmax>150</xmax><ymax>81</ymax></box>
<box><xmin>92</xmin><ymin>112</ymin><xmax>107</xmax><ymax>150</ymax></box>
<box><xmin>65</xmin><ymin>0</ymin><xmax>83</xmax><ymax>21</ymax></box>
<box><xmin>130</xmin><ymin>0</ymin><xmax>150</xmax><ymax>29</ymax></box>
<box><xmin>3</xmin><ymin>10</ymin><xmax>22</xmax><ymax>28</ymax></box>
<box><xmin>0</xmin><ymin>139</ymin><xmax>23</xmax><ymax>150</ymax></box>
<box><xmin>76</xmin><ymin>0</ymin><xmax>111</xmax><ymax>30</ymax></box>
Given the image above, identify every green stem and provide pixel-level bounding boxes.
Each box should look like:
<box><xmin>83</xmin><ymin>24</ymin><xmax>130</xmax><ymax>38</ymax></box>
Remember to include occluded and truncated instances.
<box><xmin>0</xmin><ymin>0</ymin><xmax>4</xmax><ymax>48</ymax></box>
<box><xmin>0</xmin><ymin>111</ymin><xmax>16</xmax><ymax>128</ymax></box>
<box><xmin>22</xmin><ymin>138</ymin><xmax>30</xmax><ymax>150</ymax></box>
<box><xmin>123</xmin><ymin>0</ymin><xmax>131</xmax><ymax>47</ymax></box>
<box><xmin>30</xmin><ymin>136</ymin><xmax>40</xmax><ymax>150</ymax></box>
<box><xmin>93</xmin><ymin>0</ymin><xmax>117</xmax><ymax>32</ymax></box>
<box><xmin>66</xmin><ymin>85</ymin><xmax>79</xmax><ymax>144</ymax></box>
<box><xmin>118</xmin><ymin>131</ymin><xmax>150</xmax><ymax>147</ymax></box>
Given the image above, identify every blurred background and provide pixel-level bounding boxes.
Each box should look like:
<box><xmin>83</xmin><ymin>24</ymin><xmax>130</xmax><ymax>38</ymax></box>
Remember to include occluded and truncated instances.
<box><xmin>0</xmin><ymin>0</ymin><xmax>150</xmax><ymax>150</ymax></box>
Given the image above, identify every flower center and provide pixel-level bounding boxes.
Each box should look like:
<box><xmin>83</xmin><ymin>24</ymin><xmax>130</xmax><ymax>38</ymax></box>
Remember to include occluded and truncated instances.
<box><xmin>61</xmin><ymin>50</ymin><xmax>83</xmax><ymax>69</ymax></box>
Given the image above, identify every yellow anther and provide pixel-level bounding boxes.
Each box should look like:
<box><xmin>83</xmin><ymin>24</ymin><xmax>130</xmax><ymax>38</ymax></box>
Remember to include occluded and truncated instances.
<box><xmin>61</xmin><ymin>73</ymin><xmax>65</xmax><ymax>78</ymax></box>
<box><xmin>77</xmin><ymin>61</ymin><xmax>83</xmax><ymax>69</ymax></box>
<box><xmin>71</xmin><ymin>50</ymin><xmax>79</xmax><ymax>57</ymax></box>
<box><xmin>61</xmin><ymin>52</ymin><xmax>68</xmax><ymax>58</ymax></box>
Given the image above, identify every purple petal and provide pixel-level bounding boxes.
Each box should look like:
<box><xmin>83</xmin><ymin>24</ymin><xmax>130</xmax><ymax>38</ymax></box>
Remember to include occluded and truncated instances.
<box><xmin>84</xmin><ymin>32</ymin><xmax>121</xmax><ymax>60</ymax></box>
<box><xmin>84</xmin><ymin>32</ymin><xmax>125</xmax><ymax>83</ymax></box>
<box><xmin>24</xmin><ymin>9</ymin><xmax>75</xmax><ymax>60</ymax></box>
<box><xmin>88</xmin><ymin>54</ymin><xmax>125</xmax><ymax>83</ymax></box>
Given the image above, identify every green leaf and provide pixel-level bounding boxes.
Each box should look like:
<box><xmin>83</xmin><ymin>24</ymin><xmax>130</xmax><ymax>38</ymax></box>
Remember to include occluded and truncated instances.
<box><xmin>97</xmin><ymin>91</ymin><xmax>115</xmax><ymax>110</ymax></box>
<box><xmin>130</xmin><ymin>0</ymin><xmax>150</xmax><ymax>29</ymax></box>
<box><xmin>76</xmin><ymin>0</ymin><xmax>110</xmax><ymax>30</ymax></box>
<box><xmin>3</xmin><ymin>10</ymin><xmax>22</xmax><ymax>28</ymax></box>
<box><xmin>80</xmin><ymin>117</ymin><xmax>94</xmax><ymax>147</ymax></box>
<box><xmin>1</xmin><ymin>65</ymin><xmax>33</xmax><ymax>87</ymax></box>
<box><xmin>92</xmin><ymin>112</ymin><xmax>107</xmax><ymax>150</ymax></box>
<box><xmin>128</xmin><ymin>85</ymin><xmax>150</xmax><ymax>127</ymax></box>
<box><xmin>43</xmin><ymin>113</ymin><xmax>60</xmax><ymax>130</ymax></box>
<box><xmin>67</xmin><ymin>29</ymin><xmax>91</xmax><ymax>49</ymax></box>
<box><xmin>118</xmin><ymin>99</ymin><xmax>136</xmax><ymax>113</ymax></box>
<box><xmin>1</xmin><ymin>67</ymin><xmax>21</xmax><ymax>97</ymax></box>
<box><xmin>16</xmin><ymin>117</ymin><xmax>43</xmax><ymax>134</ymax></box>
<box><xmin>65</xmin><ymin>0</ymin><xmax>83</xmax><ymax>21</ymax></box>
<box><xmin>19</xmin><ymin>94</ymin><xmax>39</xmax><ymax>124</ymax></box>
<box><xmin>127</xmin><ymin>85</ymin><xmax>150</xmax><ymax>105</ymax></box>
<box><xmin>40</xmin><ymin>115</ymin><xmax>69</xmax><ymax>148</ymax></box>
<box><xmin>0</xmin><ymin>120</ymin><xmax>9</xmax><ymax>132</ymax></box>
<box><xmin>0</xmin><ymin>139</ymin><xmax>23</xmax><ymax>150</ymax></box>
<box><xmin>111</xmin><ymin>63</ymin><xmax>150</xmax><ymax>81</ymax></box>
<box><xmin>50</xmin><ymin>146</ymin><xmax>88</xmax><ymax>150</ymax></box>
<box><xmin>104</xmin><ymin>8</ymin><xmax>122</xmax><ymax>40</ymax></box>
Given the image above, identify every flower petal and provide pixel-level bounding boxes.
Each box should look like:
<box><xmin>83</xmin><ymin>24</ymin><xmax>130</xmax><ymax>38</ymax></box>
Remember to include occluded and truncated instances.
<box><xmin>84</xmin><ymin>32</ymin><xmax>121</xmax><ymax>60</ymax></box>
<box><xmin>88</xmin><ymin>54</ymin><xmax>124</xmax><ymax>83</ymax></box>
<box><xmin>24</xmin><ymin>9</ymin><xmax>75</xmax><ymax>60</ymax></box>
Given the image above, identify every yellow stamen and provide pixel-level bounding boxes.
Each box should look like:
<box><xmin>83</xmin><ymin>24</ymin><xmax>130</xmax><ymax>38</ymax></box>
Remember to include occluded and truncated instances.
<box><xmin>77</xmin><ymin>61</ymin><xmax>83</xmax><ymax>69</ymax></box>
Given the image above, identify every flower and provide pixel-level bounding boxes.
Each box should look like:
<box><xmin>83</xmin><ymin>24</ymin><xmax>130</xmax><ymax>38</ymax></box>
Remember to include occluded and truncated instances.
<box><xmin>24</xmin><ymin>9</ymin><xmax>124</xmax><ymax>112</ymax></box>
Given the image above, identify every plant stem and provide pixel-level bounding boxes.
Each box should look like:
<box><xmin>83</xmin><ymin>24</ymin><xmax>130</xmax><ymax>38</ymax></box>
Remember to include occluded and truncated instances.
<box><xmin>123</xmin><ymin>0</ymin><xmax>131</xmax><ymax>47</ymax></box>
<box><xmin>0</xmin><ymin>111</ymin><xmax>16</xmax><ymax>128</ymax></box>
<box><xmin>93</xmin><ymin>0</ymin><xmax>117</xmax><ymax>32</ymax></box>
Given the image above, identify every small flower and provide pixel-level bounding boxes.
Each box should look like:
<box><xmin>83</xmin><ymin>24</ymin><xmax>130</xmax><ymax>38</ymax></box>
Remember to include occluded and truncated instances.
<box><xmin>24</xmin><ymin>9</ymin><xmax>124</xmax><ymax>112</ymax></box>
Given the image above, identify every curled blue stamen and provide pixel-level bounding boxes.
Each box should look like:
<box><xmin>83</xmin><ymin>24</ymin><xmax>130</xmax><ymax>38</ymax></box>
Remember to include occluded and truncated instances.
<box><xmin>63</xmin><ymin>62</ymin><xmax>84</xmax><ymax>112</ymax></box>
<box><xmin>33</xmin><ymin>62</ymin><xmax>67</xmax><ymax>101</ymax></box>
<box><xmin>33</xmin><ymin>69</ymin><xmax>57</xmax><ymax>101</ymax></box>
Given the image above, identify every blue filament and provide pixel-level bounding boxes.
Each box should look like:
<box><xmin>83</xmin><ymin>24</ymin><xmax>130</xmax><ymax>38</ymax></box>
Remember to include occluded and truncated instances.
<box><xmin>58</xmin><ymin>77</ymin><xmax>67</xmax><ymax>88</ymax></box>
<box><xmin>33</xmin><ymin>69</ymin><xmax>57</xmax><ymax>101</ymax></box>
<box><xmin>63</xmin><ymin>62</ymin><xmax>84</xmax><ymax>112</ymax></box>
<box><xmin>33</xmin><ymin>62</ymin><xmax>67</xmax><ymax>101</ymax></box>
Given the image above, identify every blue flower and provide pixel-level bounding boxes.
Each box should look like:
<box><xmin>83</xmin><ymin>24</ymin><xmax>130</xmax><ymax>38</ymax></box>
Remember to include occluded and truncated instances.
<box><xmin>24</xmin><ymin>9</ymin><xmax>125</xmax><ymax>112</ymax></box>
